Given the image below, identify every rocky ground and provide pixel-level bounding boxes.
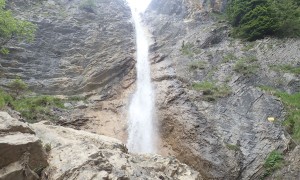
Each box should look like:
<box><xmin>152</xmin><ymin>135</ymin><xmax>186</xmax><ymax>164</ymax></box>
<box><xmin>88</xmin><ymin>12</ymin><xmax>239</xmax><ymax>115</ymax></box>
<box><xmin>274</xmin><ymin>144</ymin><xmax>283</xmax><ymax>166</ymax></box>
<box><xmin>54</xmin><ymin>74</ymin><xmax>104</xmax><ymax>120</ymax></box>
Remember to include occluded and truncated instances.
<box><xmin>0</xmin><ymin>111</ymin><xmax>201</xmax><ymax>179</ymax></box>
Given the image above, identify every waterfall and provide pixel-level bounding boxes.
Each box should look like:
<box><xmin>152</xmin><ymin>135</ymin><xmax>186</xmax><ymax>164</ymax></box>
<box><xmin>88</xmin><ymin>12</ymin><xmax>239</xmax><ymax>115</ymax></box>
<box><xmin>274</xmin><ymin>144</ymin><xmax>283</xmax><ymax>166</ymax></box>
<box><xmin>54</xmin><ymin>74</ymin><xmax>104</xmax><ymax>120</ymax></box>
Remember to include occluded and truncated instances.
<box><xmin>126</xmin><ymin>0</ymin><xmax>155</xmax><ymax>153</ymax></box>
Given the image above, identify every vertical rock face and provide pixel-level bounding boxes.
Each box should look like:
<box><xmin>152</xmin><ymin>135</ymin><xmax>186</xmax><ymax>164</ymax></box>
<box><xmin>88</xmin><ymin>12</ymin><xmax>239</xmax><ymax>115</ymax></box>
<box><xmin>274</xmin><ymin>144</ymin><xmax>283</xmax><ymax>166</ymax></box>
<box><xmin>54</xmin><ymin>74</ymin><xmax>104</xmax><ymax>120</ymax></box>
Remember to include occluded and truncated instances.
<box><xmin>0</xmin><ymin>112</ymin><xmax>48</xmax><ymax>180</ymax></box>
<box><xmin>145</xmin><ymin>0</ymin><xmax>293</xmax><ymax>179</ymax></box>
<box><xmin>0</xmin><ymin>0</ymin><xmax>135</xmax><ymax>95</ymax></box>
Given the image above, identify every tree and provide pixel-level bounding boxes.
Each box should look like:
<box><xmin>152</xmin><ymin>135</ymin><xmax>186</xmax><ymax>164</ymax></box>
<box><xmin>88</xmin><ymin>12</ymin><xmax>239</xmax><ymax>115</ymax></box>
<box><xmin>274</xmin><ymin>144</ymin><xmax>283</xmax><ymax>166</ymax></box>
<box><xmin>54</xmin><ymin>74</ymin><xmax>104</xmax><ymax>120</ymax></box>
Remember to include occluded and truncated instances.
<box><xmin>8</xmin><ymin>77</ymin><xmax>28</xmax><ymax>98</ymax></box>
<box><xmin>227</xmin><ymin>0</ymin><xmax>300</xmax><ymax>40</ymax></box>
<box><xmin>0</xmin><ymin>0</ymin><xmax>37</xmax><ymax>54</ymax></box>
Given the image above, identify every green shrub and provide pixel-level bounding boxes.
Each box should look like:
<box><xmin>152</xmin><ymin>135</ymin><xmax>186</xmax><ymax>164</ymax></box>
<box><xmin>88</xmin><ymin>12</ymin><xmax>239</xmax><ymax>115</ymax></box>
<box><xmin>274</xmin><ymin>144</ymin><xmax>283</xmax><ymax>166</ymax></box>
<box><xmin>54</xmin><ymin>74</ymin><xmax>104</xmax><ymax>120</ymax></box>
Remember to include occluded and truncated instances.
<box><xmin>8</xmin><ymin>77</ymin><xmax>28</xmax><ymax>97</ymax></box>
<box><xmin>262</xmin><ymin>151</ymin><xmax>284</xmax><ymax>178</ymax></box>
<box><xmin>0</xmin><ymin>0</ymin><xmax>36</xmax><ymax>51</ymax></box>
<box><xmin>226</xmin><ymin>0</ymin><xmax>300</xmax><ymax>41</ymax></box>
<box><xmin>12</xmin><ymin>96</ymin><xmax>64</xmax><ymax>122</ymax></box>
<box><xmin>192</xmin><ymin>81</ymin><xmax>231</xmax><ymax>101</ymax></box>
<box><xmin>0</xmin><ymin>47</ymin><xmax>9</xmax><ymax>55</ymax></box>
<box><xmin>0</xmin><ymin>89</ymin><xmax>12</xmax><ymax>108</ymax></box>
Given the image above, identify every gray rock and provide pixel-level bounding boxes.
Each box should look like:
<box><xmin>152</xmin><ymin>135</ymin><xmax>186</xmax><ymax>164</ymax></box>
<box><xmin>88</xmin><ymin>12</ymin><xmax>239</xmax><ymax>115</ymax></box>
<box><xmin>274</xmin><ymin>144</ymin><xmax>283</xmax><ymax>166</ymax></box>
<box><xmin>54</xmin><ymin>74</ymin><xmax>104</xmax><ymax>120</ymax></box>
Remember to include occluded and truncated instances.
<box><xmin>0</xmin><ymin>112</ymin><xmax>48</xmax><ymax>180</ymax></box>
<box><xmin>0</xmin><ymin>0</ymin><xmax>135</xmax><ymax>97</ymax></box>
<box><xmin>145</xmin><ymin>0</ymin><xmax>295</xmax><ymax>179</ymax></box>
<box><xmin>30</xmin><ymin>122</ymin><xmax>202</xmax><ymax>180</ymax></box>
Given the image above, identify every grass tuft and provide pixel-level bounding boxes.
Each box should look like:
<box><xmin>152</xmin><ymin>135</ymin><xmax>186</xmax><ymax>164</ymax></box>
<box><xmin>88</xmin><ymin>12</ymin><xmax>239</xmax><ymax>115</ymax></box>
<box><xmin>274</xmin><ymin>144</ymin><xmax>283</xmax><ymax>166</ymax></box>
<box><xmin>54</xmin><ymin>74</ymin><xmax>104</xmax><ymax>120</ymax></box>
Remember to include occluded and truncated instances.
<box><xmin>270</xmin><ymin>64</ymin><xmax>300</xmax><ymax>75</ymax></box>
<box><xmin>189</xmin><ymin>61</ymin><xmax>207</xmax><ymax>70</ymax></box>
<box><xmin>192</xmin><ymin>81</ymin><xmax>231</xmax><ymax>101</ymax></box>
<box><xmin>262</xmin><ymin>151</ymin><xmax>284</xmax><ymax>178</ymax></box>
<box><xmin>234</xmin><ymin>56</ymin><xmax>259</xmax><ymax>76</ymax></box>
<box><xmin>259</xmin><ymin>86</ymin><xmax>300</xmax><ymax>143</ymax></box>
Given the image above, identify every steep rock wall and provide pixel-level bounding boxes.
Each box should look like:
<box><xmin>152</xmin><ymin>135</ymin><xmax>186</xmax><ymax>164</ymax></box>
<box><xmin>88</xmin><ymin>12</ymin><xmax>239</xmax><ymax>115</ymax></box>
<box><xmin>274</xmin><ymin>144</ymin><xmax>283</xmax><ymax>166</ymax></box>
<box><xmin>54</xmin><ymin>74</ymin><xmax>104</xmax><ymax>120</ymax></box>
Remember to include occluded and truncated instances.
<box><xmin>0</xmin><ymin>0</ymin><xmax>135</xmax><ymax>96</ymax></box>
<box><xmin>145</xmin><ymin>0</ymin><xmax>295</xmax><ymax>179</ymax></box>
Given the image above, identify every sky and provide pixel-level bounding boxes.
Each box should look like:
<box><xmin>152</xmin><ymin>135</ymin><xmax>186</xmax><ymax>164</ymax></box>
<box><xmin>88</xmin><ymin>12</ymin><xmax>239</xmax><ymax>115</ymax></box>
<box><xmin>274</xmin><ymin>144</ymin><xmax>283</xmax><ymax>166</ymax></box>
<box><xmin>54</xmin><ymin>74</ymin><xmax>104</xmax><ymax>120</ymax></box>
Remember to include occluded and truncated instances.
<box><xmin>126</xmin><ymin>0</ymin><xmax>152</xmax><ymax>13</ymax></box>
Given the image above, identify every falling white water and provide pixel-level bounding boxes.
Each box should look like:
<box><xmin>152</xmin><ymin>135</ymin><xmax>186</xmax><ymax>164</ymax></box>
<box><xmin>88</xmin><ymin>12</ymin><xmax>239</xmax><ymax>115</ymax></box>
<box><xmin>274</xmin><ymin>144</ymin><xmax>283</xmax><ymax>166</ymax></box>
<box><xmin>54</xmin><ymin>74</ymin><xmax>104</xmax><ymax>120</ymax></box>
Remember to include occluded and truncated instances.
<box><xmin>126</xmin><ymin>0</ymin><xmax>155</xmax><ymax>153</ymax></box>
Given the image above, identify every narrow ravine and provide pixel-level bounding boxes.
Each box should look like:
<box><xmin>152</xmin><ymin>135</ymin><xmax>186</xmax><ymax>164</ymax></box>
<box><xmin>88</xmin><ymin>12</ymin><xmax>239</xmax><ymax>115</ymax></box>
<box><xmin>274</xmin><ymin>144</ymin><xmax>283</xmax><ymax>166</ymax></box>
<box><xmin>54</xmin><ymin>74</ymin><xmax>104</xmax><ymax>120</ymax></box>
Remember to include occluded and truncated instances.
<box><xmin>126</xmin><ymin>0</ymin><xmax>156</xmax><ymax>153</ymax></box>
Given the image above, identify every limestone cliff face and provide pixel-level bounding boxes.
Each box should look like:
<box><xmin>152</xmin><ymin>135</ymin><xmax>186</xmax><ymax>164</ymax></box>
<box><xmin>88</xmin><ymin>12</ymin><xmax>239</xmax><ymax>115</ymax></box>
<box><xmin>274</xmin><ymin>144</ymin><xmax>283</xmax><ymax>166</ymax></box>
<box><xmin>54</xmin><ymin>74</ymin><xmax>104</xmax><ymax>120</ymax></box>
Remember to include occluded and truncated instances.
<box><xmin>0</xmin><ymin>0</ymin><xmax>299</xmax><ymax>179</ymax></box>
<box><xmin>145</xmin><ymin>0</ymin><xmax>298</xmax><ymax>179</ymax></box>
<box><xmin>0</xmin><ymin>0</ymin><xmax>135</xmax><ymax>96</ymax></box>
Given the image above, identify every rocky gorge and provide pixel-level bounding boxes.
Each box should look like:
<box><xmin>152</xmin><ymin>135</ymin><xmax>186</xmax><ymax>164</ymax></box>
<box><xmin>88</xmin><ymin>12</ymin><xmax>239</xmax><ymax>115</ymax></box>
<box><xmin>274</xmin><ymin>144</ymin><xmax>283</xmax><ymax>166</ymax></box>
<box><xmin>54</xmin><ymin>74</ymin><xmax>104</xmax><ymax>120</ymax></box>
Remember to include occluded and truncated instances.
<box><xmin>0</xmin><ymin>0</ymin><xmax>299</xmax><ymax>179</ymax></box>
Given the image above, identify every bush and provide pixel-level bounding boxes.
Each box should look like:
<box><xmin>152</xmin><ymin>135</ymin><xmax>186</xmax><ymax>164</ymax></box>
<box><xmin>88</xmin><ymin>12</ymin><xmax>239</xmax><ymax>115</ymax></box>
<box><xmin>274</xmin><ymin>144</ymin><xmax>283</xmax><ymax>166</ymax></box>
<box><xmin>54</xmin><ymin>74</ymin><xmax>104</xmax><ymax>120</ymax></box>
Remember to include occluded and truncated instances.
<box><xmin>0</xmin><ymin>0</ymin><xmax>36</xmax><ymax>53</ymax></box>
<box><xmin>12</xmin><ymin>96</ymin><xmax>64</xmax><ymax>122</ymax></box>
<box><xmin>227</xmin><ymin>0</ymin><xmax>300</xmax><ymax>41</ymax></box>
<box><xmin>0</xmin><ymin>89</ymin><xmax>12</xmax><ymax>108</ymax></box>
<box><xmin>7</xmin><ymin>77</ymin><xmax>28</xmax><ymax>98</ymax></box>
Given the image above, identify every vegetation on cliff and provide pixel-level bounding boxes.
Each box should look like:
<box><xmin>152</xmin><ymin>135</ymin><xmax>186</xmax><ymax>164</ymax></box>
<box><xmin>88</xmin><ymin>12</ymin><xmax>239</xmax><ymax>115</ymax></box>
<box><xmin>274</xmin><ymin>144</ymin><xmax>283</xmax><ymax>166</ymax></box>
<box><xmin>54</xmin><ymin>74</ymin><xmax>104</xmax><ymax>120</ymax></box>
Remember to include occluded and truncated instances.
<box><xmin>260</xmin><ymin>86</ymin><xmax>300</xmax><ymax>144</ymax></box>
<box><xmin>262</xmin><ymin>150</ymin><xmax>284</xmax><ymax>178</ymax></box>
<box><xmin>227</xmin><ymin>0</ymin><xmax>300</xmax><ymax>40</ymax></box>
<box><xmin>0</xmin><ymin>0</ymin><xmax>36</xmax><ymax>54</ymax></box>
<box><xmin>0</xmin><ymin>78</ymin><xmax>64</xmax><ymax>122</ymax></box>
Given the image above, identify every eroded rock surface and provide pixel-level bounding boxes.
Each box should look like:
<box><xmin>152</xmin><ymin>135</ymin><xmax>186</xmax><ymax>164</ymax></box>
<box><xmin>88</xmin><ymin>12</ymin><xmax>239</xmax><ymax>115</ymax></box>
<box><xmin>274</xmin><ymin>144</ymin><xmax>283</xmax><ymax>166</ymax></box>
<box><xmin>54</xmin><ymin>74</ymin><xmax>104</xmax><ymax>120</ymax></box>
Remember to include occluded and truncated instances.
<box><xmin>145</xmin><ymin>0</ymin><xmax>295</xmax><ymax>179</ymax></box>
<box><xmin>1</xmin><ymin>0</ymin><xmax>135</xmax><ymax>96</ymax></box>
<box><xmin>0</xmin><ymin>112</ymin><xmax>48</xmax><ymax>180</ymax></box>
<box><xmin>31</xmin><ymin>122</ymin><xmax>201</xmax><ymax>180</ymax></box>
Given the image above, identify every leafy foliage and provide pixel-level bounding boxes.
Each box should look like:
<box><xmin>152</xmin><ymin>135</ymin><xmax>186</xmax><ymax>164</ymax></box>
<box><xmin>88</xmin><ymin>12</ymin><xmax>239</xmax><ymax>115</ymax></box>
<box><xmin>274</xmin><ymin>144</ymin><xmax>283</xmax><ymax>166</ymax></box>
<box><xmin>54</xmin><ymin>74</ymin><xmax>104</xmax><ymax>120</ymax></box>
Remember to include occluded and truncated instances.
<box><xmin>8</xmin><ymin>77</ymin><xmax>28</xmax><ymax>97</ymax></box>
<box><xmin>227</xmin><ymin>0</ymin><xmax>300</xmax><ymax>40</ymax></box>
<box><xmin>262</xmin><ymin>151</ymin><xmax>284</xmax><ymax>178</ymax></box>
<box><xmin>1</xmin><ymin>78</ymin><xmax>65</xmax><ymax>122</ymax></box>
<box><xmin>0</xmin><ymin>0</ymin><xmax>36</xmax><ymax>53</ymax></box>
<box><xmin>0</xmin><ymin>89</ymin><xmax>12</xmax><ymax>108</ymax></box>
<box><xmin>12</xmin><ymin>95</ymin><xmax>64</xmax><ymax>122</ymax></box>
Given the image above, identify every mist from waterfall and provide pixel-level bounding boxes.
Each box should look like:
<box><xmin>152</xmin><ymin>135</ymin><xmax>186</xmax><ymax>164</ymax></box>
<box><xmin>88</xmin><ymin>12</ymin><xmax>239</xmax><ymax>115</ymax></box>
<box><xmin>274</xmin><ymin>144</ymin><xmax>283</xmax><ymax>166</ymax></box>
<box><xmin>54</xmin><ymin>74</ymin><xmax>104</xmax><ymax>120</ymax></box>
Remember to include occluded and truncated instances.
<box><xmin>126</xmin><ymin>0</ymin><xmax>156</xmax><ymax>153</ymax></box>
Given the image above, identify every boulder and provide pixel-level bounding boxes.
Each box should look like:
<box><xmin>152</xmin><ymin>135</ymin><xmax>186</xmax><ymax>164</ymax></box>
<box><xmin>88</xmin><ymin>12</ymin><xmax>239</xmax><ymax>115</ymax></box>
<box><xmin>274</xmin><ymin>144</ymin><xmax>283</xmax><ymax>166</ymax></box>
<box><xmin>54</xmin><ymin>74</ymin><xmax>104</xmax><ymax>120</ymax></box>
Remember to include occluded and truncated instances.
<box><xmin>31</xmin><ymin>122</ymin><xmax>201</xmax><ymax>180</ymax></box>
<box><xmin>0</xmin><ymin>112</ymin><xmax>48</xmax><ymax>180</ymax></box>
